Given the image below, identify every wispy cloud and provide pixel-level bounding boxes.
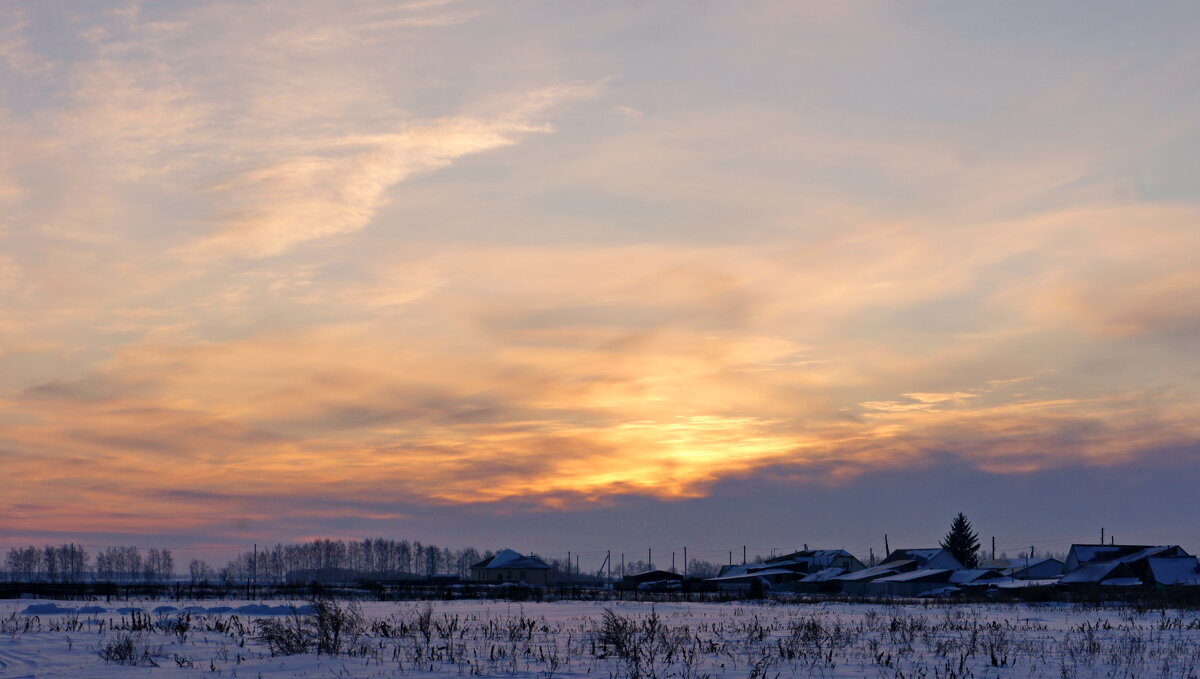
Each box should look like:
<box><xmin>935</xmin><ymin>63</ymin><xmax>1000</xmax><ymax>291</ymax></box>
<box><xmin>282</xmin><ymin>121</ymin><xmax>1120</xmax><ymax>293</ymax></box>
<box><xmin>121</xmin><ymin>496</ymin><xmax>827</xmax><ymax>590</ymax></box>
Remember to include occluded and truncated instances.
<box><xmin>192</xmin><ymin>86</ymin><xmax>595</xmax><ymax>258</ymax></box>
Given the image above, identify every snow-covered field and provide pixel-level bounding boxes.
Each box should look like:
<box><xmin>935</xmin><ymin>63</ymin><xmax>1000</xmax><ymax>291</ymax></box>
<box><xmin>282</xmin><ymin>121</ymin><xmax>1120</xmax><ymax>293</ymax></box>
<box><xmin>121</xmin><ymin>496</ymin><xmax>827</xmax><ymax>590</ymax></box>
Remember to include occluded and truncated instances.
<box><xmin>3</xmin><ymin>598</ymin><xmax>1200</xmax><ymax>678</ymax></box>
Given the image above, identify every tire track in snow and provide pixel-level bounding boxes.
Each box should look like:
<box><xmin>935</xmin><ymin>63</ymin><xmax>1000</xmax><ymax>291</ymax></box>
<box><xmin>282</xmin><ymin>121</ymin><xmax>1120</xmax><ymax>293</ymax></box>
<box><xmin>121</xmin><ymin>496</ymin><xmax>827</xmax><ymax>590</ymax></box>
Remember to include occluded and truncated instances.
<box><xmin>0</xmin><ymin>646</ymin><xmax>39</xmax><ymax>679</ymax></box>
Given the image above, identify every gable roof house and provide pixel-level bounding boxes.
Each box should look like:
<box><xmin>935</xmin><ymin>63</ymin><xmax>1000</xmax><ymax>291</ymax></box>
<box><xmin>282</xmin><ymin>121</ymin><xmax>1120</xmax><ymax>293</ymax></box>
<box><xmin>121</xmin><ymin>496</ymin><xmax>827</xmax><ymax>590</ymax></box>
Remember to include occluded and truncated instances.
<box><xmin>1064</xmin><ymin>544</ymin><xmax>1190</xmax><ymax>571</ymax></box>
<box><xmin>1061</xmin><ymin>544</ymin><xmax>1192</xmax><ymax>587</ymax></box>
<box><xmin>1145</xmin><ymin>556</ymin><xmax>1200</xmax><ymax>587</ymax></box>
<box><xmin>470</xmin><ymin>549</ymin><xmax>551</xmax><ymax>586</ymax></box>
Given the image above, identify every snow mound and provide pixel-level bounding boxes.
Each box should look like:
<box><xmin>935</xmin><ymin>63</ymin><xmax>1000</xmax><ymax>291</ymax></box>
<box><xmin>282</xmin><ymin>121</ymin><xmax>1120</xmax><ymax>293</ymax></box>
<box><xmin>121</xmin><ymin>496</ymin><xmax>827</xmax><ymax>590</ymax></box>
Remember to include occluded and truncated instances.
<box><xmin>21</xmin><ymin>604</ymin><xmax>77</xmax><ymax>615</ymax></box>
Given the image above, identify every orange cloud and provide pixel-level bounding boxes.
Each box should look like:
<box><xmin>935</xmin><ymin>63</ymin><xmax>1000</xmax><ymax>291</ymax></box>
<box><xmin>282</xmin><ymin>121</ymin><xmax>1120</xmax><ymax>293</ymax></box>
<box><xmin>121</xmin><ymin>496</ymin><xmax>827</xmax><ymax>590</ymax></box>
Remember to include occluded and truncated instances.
<box><xmin>5</xmin><ymin>234</ymin><xmax>1200</xmax><ymax>533</ymax></box>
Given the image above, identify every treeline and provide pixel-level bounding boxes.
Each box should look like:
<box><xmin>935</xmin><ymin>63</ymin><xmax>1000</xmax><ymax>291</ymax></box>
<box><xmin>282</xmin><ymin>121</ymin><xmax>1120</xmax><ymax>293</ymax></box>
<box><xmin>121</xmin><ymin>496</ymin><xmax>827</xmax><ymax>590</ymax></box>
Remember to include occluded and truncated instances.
<box><xmin>212</xmin><ymin>541</ymin><xmax>725</xmax><ymax>584</ymax></box>
<box><xmin>4</xmin><ymin>538</ymin><xmax>726</xmax><ymax>584</ymax></box>
<box><xmin>3</xmin><ymin>544</ymin><xmax>173</xmax><ymax>583</ymax></box>
<box><xmin>212</xmin><ymin>538</ymin><xmax>490</xmax><ymax>584</ymax></box>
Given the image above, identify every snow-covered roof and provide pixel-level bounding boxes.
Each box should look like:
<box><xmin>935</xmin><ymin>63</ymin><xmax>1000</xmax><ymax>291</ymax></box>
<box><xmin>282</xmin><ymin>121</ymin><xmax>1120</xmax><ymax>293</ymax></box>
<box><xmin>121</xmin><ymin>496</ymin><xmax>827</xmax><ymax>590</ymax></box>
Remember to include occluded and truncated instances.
<box><xmin>706</xmin><ymin>568</ymin><xmax>796</xmax><ymax>582</ymax></box>
<box><xmin>1115</xmin><ymin>546</ymin><xmax>1186</xmax><ymax>564</ymax></box>
<box><xmin>835</xmin><ymin>562</ymin><xmax>911</xmax><ymax>581</ymax></box>
<box><xmin>882</xmin><ymin>549</ymin><xmax>962</xmax><ymax>569</ymax></box>
<box><xmin>800</xmin><ymin>567</ymin><xmax>845</xmax><ymax>582</ymax></box>
<box><xmin>766</xmin><ymin>549</ymin><xmax>854</xmax><ymax>563</ymax></box>
<box><xmin>1059</xmin><ymin>561</ymin><xmax>1125</xmax><ymax>584</ymax></box>
<box><xmin>1067</xmin><ymin>544</ymin><xmax>1186</xmax><ymax>567</ymax></box>
<box><xmin>948</xmin><ymin>569</ymin><xmax>1003</xmax><ymax>584</ymax></box>
<box><xmin>873</xmin><ymin>568</ymin><xmax>953</xmax><ymax>583</ymax></box>
<box><xmin>717</xmin><ymin>564</ymin><xmax>751</xmax><ymax>578</ymax></box>
<box><xmin>478</xmin><ymin>549</ymin><xmax>550</xmax><ymax>570</ymax></box>
<box><xmin>982</xmin><ymin>557</ymin><xmax>1061</xmax><ymax>571</ymax></box>
<box><xmin>1147</xmin><ymin>557</ymin><xmax>1200</xmax><ymax>586</ymax></box>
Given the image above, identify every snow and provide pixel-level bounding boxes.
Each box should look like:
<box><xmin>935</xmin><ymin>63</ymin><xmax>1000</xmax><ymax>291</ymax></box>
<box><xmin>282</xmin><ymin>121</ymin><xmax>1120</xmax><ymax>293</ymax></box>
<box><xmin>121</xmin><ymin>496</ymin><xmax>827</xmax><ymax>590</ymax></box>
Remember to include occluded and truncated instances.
<box><xmin>5</xmin><ymin>597</ymin><xmax>1200</xmax><ymax>678</ymax></box>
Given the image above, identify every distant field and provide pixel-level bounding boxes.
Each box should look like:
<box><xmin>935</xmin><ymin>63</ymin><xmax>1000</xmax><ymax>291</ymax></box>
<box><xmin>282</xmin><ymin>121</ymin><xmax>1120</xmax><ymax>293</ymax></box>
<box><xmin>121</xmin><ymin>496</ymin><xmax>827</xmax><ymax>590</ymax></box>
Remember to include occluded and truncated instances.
<box><xmin>3</xmin><ymin>598</ymin><xmax>1200</xmax><ymax>678</ymax></box>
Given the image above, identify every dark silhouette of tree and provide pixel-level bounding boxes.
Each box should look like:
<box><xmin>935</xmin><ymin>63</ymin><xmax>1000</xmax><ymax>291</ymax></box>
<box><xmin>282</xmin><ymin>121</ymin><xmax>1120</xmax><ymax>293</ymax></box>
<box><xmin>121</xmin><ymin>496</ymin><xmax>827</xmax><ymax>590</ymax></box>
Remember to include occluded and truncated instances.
<box><xmin>940</xmin><ymin>512</ymin><xmax>980</xmax><ymax>568</ymax></box>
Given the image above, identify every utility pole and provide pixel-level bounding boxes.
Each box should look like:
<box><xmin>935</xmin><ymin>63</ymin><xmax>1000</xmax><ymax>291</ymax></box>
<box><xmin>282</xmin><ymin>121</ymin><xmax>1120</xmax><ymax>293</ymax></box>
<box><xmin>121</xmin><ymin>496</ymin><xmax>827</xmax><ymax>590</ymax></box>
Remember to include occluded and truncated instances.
<box><xmin>869</xmin><ymin>547</ymin><xmax>874</xmax><ymax>567</ymax></box>
<box><xmin>683</xmin><ymin>547</ymin><xmax>688</xmax><ymax>579</ymax></box>
<box><xmin>252</xmin><ymin>544</ymin><xmax>257</xmax><ymax>599</ymax></box>
<box><xmin>991</xmin><ymin>536</ymin><xmax>995</xmax><ymax>561</ymax></box>
<box><xmin>671</xmin><ymin>551</ymin><xmax>675</xmax><ymax>573</ymax></box>
<box><xmin>729</xmin><ymin>551</ymin><xmax>732</xmax><ymax>567</ymax></box>
<box><xmin>607</xmin><ymin>551</ymin><xmax>611</xmax><ymax>585</ymax></box>
<box><xmin>648</xmin><ymin>548</ymin><xmax>652</xmax><ymax>571</ymax></box>
<box><xmin>742</xmin><ymin>546</ymin><xmax>746</xmax><ymax>565</ymax></box>
<box><xmin>1100</xmin><ymin>527</ymin><xmax>1104</xmax><ymax>544</ymax></box>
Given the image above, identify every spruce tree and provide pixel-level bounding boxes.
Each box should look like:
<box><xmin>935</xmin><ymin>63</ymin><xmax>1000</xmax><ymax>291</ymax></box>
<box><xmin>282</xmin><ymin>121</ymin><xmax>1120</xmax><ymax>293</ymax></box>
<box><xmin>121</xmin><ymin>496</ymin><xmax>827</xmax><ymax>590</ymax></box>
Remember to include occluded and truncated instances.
<box><xmin>940</xmin><ymin>512</ymin><xmax>980</xmax><ymax>568</ymax></box>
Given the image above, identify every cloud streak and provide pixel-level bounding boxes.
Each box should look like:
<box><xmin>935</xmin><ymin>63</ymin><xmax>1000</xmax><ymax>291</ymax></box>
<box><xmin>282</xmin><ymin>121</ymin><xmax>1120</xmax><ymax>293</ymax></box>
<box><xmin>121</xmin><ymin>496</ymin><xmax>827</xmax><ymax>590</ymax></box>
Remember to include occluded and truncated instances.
<box><xmin>193</xmin><ymin>86</ymin><xmax>594</xmax><ymax>258</ymax></box>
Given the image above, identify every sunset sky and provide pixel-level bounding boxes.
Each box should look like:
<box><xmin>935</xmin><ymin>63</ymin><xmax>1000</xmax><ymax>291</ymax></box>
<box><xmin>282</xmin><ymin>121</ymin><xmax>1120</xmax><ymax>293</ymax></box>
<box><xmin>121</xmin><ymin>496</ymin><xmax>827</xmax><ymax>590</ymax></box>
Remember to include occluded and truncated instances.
<box><xmin>3</xmin><ymin>1</ymin><xmax>1200</xmax><ymax>568</ymax></box>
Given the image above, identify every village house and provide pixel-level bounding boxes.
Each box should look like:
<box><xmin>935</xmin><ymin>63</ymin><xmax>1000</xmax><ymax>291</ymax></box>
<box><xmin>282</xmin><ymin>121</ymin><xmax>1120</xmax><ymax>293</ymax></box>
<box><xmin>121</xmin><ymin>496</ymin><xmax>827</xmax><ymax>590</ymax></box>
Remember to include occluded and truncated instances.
<box><xmin>1060</xmin><ymin>544</ymin><xmax>1193</xmax><ymax>587</ymax></box>
<box><xmin>1145</xmin><ymin>556</ymin><xmax>1200</xmax><ymax>587</ymax></box>
<box><xmin>1064</xmin><ymin>544</ymin><xmax>1190</xmax><ymax>571</ymax></box>
<box><xmin>708</xmin><ymin>548</ymin><xmax>865</xmax><ymax>592</ymax></box>
<box><xmin>764</xmin><ymin>549</ymin><xmax>866</xmax><ymax>572</ymax></box>
<box><xmin>469</xmin><ymin>549</ymin><xmax>551</xmax><ymax>586</ymax></box>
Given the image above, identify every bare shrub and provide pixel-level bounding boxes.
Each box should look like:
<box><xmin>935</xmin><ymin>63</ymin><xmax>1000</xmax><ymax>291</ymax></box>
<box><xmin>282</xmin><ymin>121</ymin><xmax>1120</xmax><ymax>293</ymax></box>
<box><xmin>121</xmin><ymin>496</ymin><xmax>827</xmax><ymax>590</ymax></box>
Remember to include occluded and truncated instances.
<box><xmin>255</xmin><ymin>600</ymin><xmax>367</xmax><ymax>657</ymax></box>
<box><xmin>256</xmin><ymin>607</ymin><xmax>313</xmax><ymax>656</ymax></box>
<box><xmin>97</xmin><ymin>634</ymin><xmax>160</xmax><ymax>666</ymax></box>
<box><xmin>313</xmin><ymin>599</ymin><xmax>366</xmax><ymax>656</ymax></box>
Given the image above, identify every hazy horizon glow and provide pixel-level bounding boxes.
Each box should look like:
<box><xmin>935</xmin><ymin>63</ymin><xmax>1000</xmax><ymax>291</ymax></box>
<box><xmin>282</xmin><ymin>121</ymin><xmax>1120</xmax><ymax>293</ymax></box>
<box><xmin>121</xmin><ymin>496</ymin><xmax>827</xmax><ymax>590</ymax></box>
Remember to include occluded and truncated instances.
<box><xmin>2</xmin><ymin>1</ymin><xmax>1200</xmax><ymax>564</ymax></box>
